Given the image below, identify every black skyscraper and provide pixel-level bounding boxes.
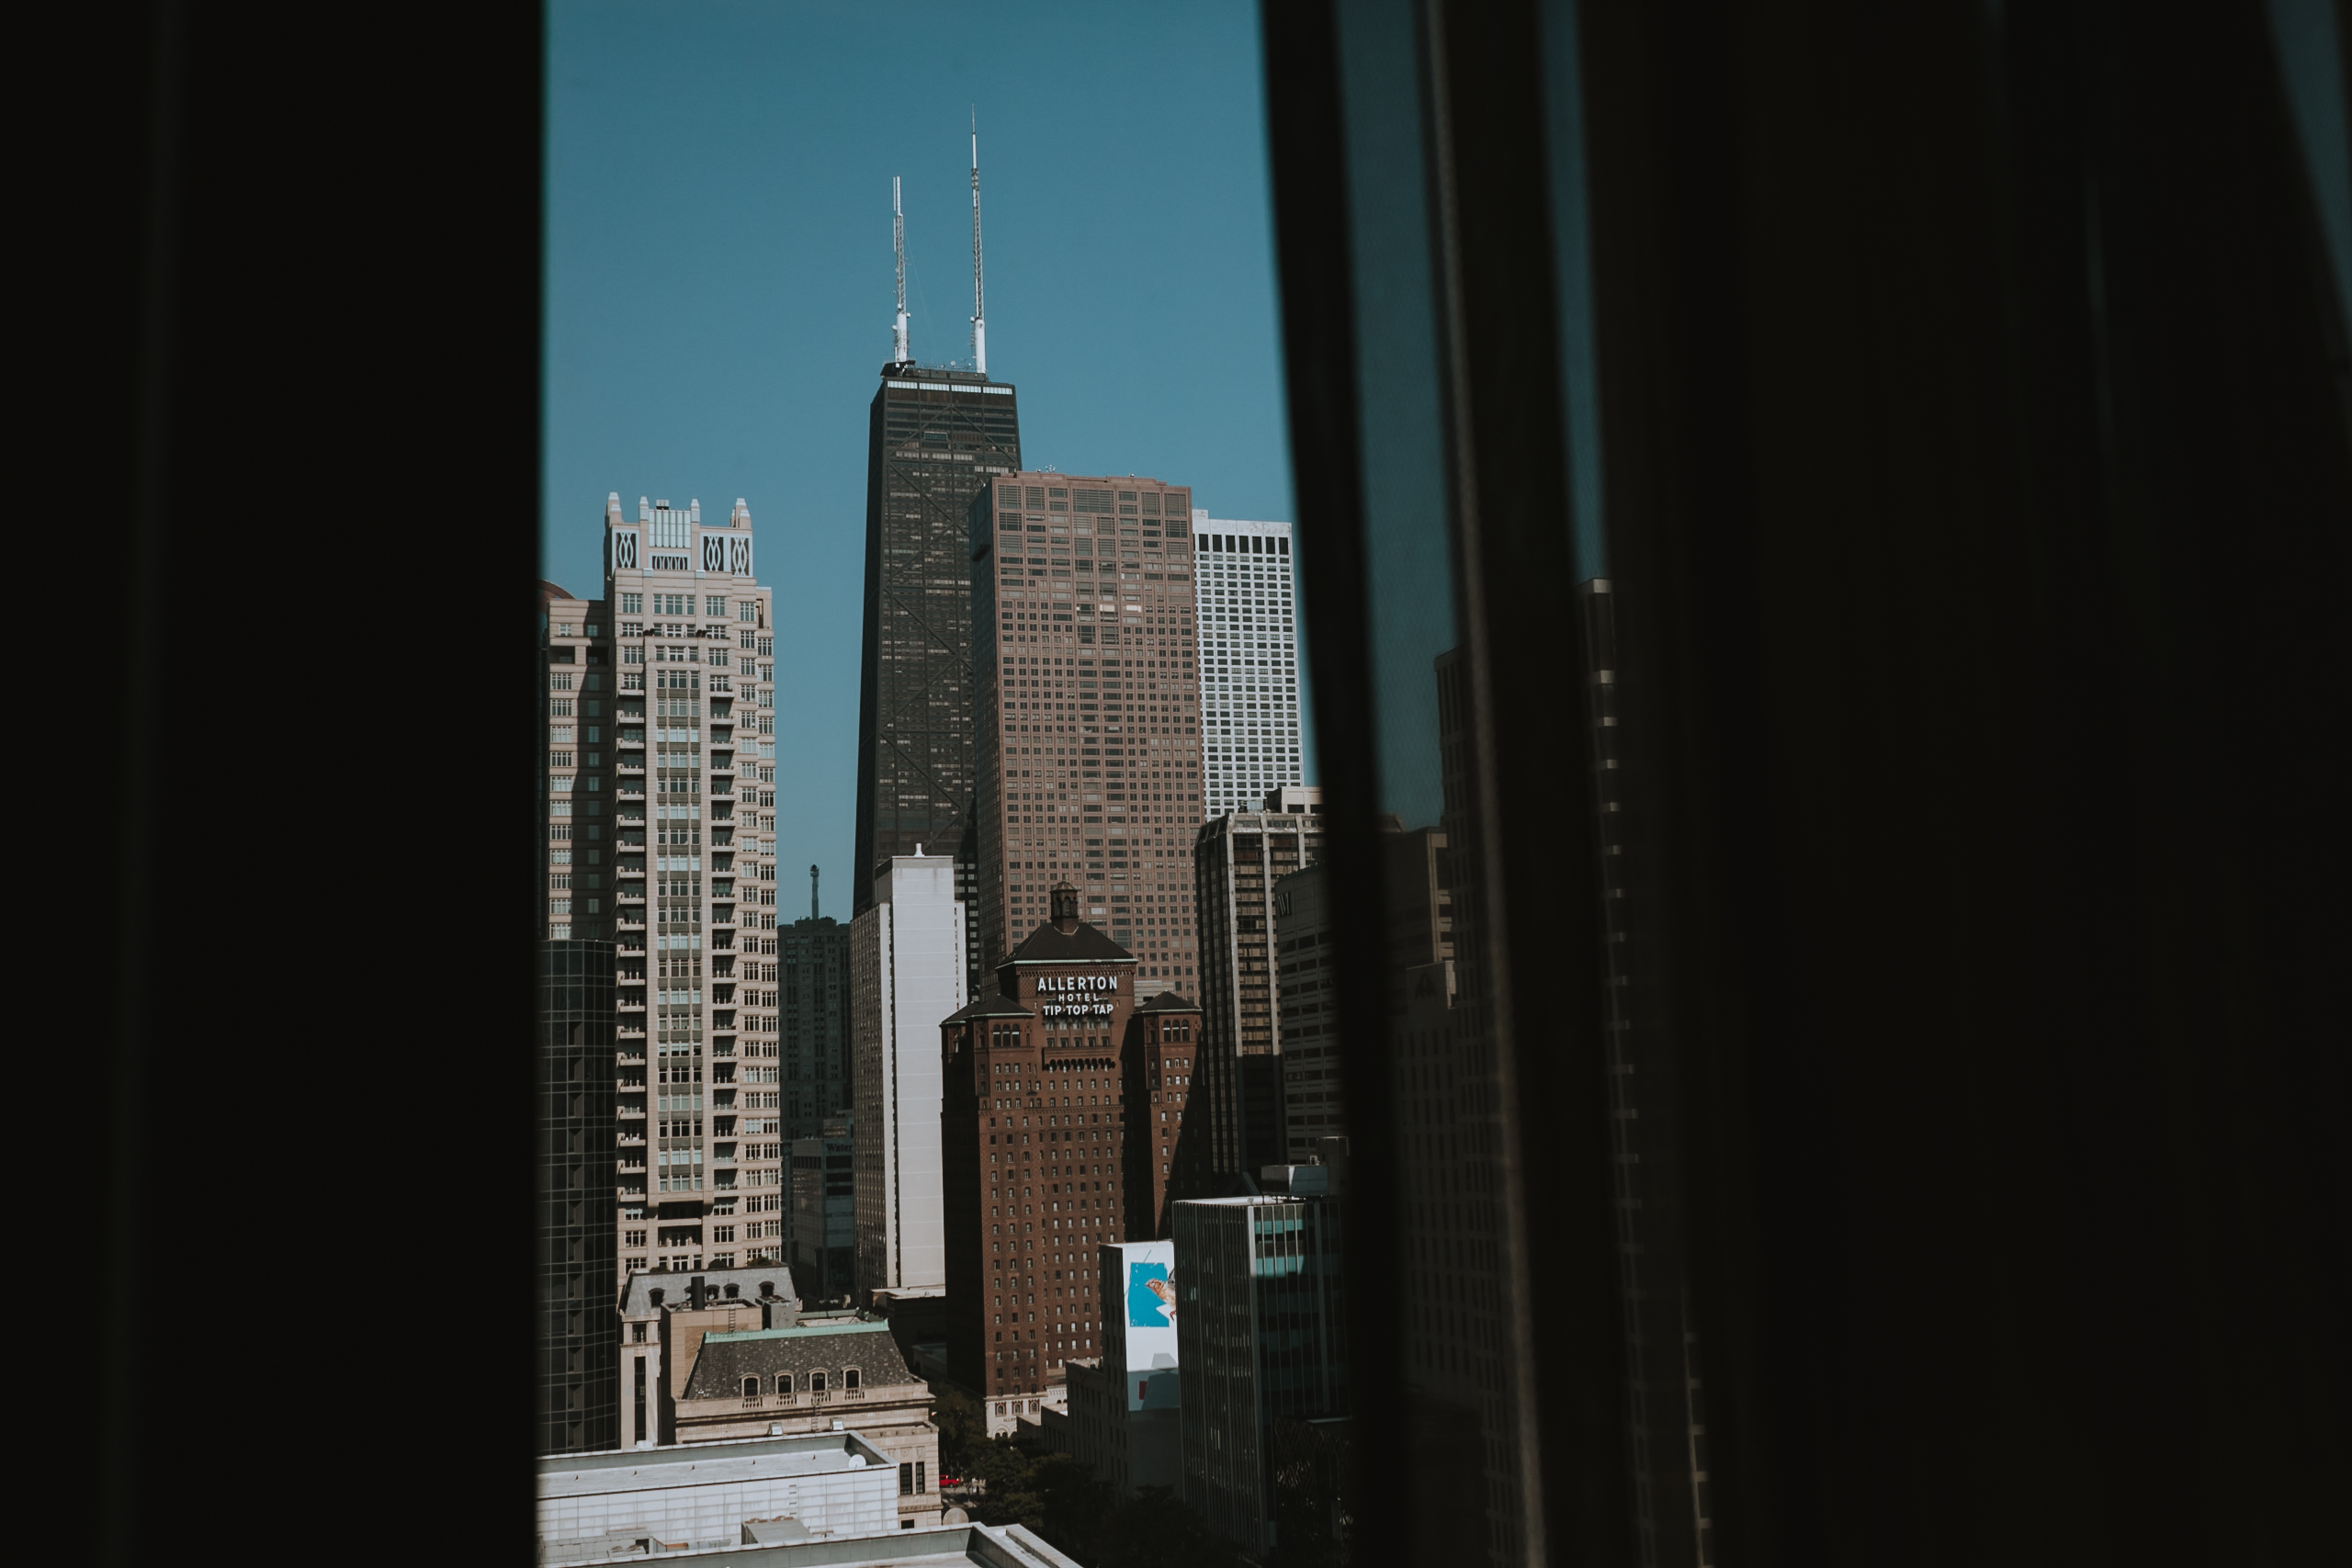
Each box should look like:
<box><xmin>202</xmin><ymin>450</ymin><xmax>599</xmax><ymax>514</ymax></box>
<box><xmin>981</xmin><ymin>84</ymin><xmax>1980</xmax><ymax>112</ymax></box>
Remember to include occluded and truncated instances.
<box><xmin>538</xmin><ymin>938</ymin><xmax>617</xmax><ymax>1455</ymax></box>
<box><xmin>853</xmin><ymin>366</ymin><xmax>1021</xmax><ymax>919</ymax></box>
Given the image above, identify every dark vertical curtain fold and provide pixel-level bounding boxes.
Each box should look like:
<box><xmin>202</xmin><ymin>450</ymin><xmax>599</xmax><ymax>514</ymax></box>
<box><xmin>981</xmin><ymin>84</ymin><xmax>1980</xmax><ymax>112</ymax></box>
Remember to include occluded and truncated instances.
<box><xmin>1263</xmin><ymin>0</ymin><xmax>2350</xmax><ymax>1563</ymax></box>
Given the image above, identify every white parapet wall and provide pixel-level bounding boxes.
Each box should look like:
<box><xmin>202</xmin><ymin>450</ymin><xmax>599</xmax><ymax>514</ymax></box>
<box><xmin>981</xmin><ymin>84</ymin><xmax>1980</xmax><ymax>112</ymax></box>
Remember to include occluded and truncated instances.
<box><xmin>537</xmin><ymin>1430</ymin><xmax>899</xmax><ymax>1556</ymax></box>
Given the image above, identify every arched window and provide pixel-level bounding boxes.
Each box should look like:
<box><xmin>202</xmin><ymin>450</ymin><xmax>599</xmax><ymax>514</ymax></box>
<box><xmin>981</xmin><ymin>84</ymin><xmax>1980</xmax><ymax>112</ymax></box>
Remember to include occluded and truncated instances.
<box><xmin>809</xmin><ymin>1371</ymin><xmax>828</xmax><ymax>1393</ymax></box>
<box><xmin>844</xmin><ymin>1367</ymin><xmax>862</xmax><ymax>1391</ymax></box>
<box><xmin>777</xmin><ymin>1373</ymin><xmax>793</xmax><ymax>1395</ymax></box>
<box><xmin>741</xmin><ymin>1376</ymin><xmax>760</xmax><ymax>1398</ymax></box>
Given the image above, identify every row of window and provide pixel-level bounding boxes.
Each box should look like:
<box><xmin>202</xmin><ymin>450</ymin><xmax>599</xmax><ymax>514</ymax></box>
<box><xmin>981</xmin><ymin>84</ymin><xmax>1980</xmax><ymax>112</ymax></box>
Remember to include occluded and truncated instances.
<box><xmin>737</xmin><ymin>1367</ymin><xmax>862</xmax><ymax>1396</ymax></box>
<box><xmin>616</xmin><ymin>624</ymin><xmax>773</xmax><ymax>649</ymax></box>
<box><xmin>616</xmin><ymin>593</ymin><xmax>762</xmax><ymax>621</ymax></box>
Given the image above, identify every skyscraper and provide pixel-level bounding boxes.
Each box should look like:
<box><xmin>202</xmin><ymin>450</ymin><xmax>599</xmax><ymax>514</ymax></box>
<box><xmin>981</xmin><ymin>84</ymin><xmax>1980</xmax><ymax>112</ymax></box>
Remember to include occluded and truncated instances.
<box><xmin>1174</xmin><ymin>1189</ymin><xmax>1348</xmax><ymax>1556</ymax></box>
<box><xmin>1395</xmin><ymin>644</ymin><xmax>1523</xmax><ymax>1564</ymax></box>
<box><xmin>937</xmin><ymin>887</ymin><xmax>1157</xmax><ymax>1435</ymax></box>
<box><xmin>1069</xmin><ymin>1237</ymin><xmax>1184</xmax><ymax>1495</ymax></box>
<box><xmin>1123</xmin><ymin>991</ymin><xmax>1205</xmax><ymax>1238</ymax></box>
<box><xmin>970</xmin><ymin>472</ymin><xmax>1204</xmax><ymax>985</ymax></box>
<box><xmin>595</xmin><ymin>493</ymin><xmax>781</xmax><ymax>1281</ymax></box>
<box><xmin>1188</xmin><ymin>791</ymin><xmax>1328</xmax><ymax>1183</ymax></box>
<box><xmin>790</xmin><ymin>1118</ymin><xmax>858</xmax><ymax>1304</ymax></box>
<box><xmin>541</xmin><ymin>581</ymin><xmax>609</xmax><ymax>941</ymax></box>
<box><xmin>1190</xmin><ymin>519</ymin><xmax>1304</xmax><ymax>817</ymax></box>
<box><xmin>538</xmin><ymin>937</ymin><xmax>617</xmax><ymax>1455</ymax></box>
<box><xmin>851</xmin><ymin>851</ymin><xmax>968</xmax><ymax>1300</ymax></box>
<box><xmin>1274</xmin><ymin>827</ymin><xmax>1453</xmax><ymax>1161</ymax></box>
<box><xmin>854</xmin><ymin>168</ymin><xmax>1023</xmax><ymax>919</ymax></box>
<box><xmin>1272</xmin><ymin>863</ymin><xmax>1340</xmax><ymax>1162</ymax></box>
<box><xmin>778</xmin><ymin>908</ymin><xmax>851</xmax><ymax>1138</ymax></box>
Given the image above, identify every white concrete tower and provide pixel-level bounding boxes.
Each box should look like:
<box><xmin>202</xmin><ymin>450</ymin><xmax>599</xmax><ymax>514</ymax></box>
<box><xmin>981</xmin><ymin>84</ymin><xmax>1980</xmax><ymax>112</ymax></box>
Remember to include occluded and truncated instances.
<box><xmin>852</xmin><ymin>850</ymin><xmax>968</xmax><ymax>1297</ymax></box>
<box><xmin>1189</xmin><ymin>514</ymin><xmax>1305</xmax><ymax>817</ymax></box>
<box><xmin>597</xmin><ymin>494</ymin><xmax>783</xmax><ymax>1281</ymax></box>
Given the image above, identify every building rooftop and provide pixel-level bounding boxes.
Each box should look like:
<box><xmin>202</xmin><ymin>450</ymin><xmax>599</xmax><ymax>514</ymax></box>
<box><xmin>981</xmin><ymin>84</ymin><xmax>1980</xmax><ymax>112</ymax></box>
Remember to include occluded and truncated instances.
<box><xmin>537</xmin><ymin>1430</ymin><xmax>892</xmax><ymax>1497</ymax></box>
<box><xmin>548</xmin><ymin>1521</ymin><xmax>1080</xmax><ymax>1568</ymax></box>
<box><xmin>619</xmin><ymin>1266</ymin><xmax>800</xmax><ymax>1318</ymax></box>
<box><xmin>1134</xmin><ymin>990</ymin><xmax>1200</xmax><ymax>1014</ymax></box>
<box><xmin>683</xmin><ymin>1320</ymin><xmax>924</xmax><ymax>1401</ymax></box>
<box><xmin>1002</xmin><ymin>919</ymin><xmax>1131</xmax><ymax>966</ymax></box>
<box><xmin>941</xmin><ymin>992</ymin><xmax>1036</xmax><ymax>1026</ymax></box>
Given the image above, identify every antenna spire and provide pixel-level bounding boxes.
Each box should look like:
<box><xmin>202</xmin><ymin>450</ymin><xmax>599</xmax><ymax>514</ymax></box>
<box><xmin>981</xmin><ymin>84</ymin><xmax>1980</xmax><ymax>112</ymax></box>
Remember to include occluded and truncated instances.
<box><xmin>892</xmin><ymin>177</ymin><xmax>911</xmax><ymax>366</ymax></box>
<box><xmin>969</xmin><ymin>112</ymin><xmax>987</xmax><ymax>376</ymax></box>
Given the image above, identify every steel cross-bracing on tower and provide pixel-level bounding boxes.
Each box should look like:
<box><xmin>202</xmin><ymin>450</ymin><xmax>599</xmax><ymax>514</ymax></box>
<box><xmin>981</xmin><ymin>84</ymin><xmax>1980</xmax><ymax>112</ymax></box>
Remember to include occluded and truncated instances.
<box><xmin>854</xmin><ymin>170</ymin><xmax>1021</xmax><ymax>953</ymax></box>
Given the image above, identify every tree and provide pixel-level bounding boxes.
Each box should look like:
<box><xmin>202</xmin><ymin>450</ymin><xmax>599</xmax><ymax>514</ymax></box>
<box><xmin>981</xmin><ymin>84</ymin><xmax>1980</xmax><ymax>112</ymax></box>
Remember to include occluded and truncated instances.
<box><xmin>956</xmin><ymin>1431</ymin><xmax>1038</xmax><ymax>1507</ymax></box>
<box><xmin>967</xmin><ymin>1448</ymin><xmax>1114</xmax><ymax>1560</ymax></box>
<box><xmin>934</xmin><ymin>1401</ymin><xmax>993</xmax><ymax>1483</ymax></box>
<box><xmin>1097</xmin><ymin>1486</ymin><xmax>1251</xmax><ymax>1568</ymax></box>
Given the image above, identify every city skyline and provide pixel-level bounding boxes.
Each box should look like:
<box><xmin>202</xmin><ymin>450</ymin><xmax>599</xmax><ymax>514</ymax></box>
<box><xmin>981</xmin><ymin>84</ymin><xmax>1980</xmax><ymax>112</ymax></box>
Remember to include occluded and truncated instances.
<box><xmin>542</xmin><ymin>4</ymin><xmax>1307</xmax><ymax>909</ymax></box>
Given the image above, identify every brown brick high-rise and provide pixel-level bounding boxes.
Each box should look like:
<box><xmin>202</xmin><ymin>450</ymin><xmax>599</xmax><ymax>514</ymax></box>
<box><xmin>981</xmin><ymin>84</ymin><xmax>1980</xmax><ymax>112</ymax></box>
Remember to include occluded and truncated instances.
<box><xmin>939</xmin><ymin>886</ymin><xmax>1204</xmax><ymax>1435</ymax></box>
<box><xmin>967</xmin><ymin>472</ymin><xmax>1205</xmax><ymax>998</ymax></box>
<box><xmin>1123</xmin><ymin>991</ymin><xmax>1204</xmax><ymax>1238</ymax></box>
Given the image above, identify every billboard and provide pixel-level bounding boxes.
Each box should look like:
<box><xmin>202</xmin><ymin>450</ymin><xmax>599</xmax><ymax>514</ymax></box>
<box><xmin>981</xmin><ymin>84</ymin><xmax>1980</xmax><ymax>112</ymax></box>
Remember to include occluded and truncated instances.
<box><xmin>1108</xmin><ymin>1239</ymin><xmax>1178</xmax><ymax>1411</ymax></box>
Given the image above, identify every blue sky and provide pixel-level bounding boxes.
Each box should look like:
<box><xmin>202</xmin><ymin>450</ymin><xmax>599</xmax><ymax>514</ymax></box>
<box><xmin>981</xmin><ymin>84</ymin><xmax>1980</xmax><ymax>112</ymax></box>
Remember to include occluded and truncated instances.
<box><xmin>544</xmin><ymin>0</ymin><xmax>1302</xmax><ymax>908</ymax></box>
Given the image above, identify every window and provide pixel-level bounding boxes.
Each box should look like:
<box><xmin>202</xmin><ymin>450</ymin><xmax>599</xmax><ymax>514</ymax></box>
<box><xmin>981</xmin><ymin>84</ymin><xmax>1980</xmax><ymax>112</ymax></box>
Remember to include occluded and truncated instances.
<box><xmin>899</xmin><ymin>1461</ymin><xmax>914</xmax><ymax>1495</ymax></box>
<box><xmin>808</xmin><ymin>1371</ymin><xmax>827</xmax><ymax>1393</ymax></box>
<box><xmin>843</xmin><ymin>1367</ymin><xmax>861</xmax><ymax>1390</ymax></box>
<box><xmin>705</xmin><ymin>595</ymin><xmax>726</xmax><ymax>616</ymax></box>
<box><xmin>742</xmin><ymin>1376</ymin><xmax>760</xmax><ymax>1398</ymax></box>
<box><xmin>631</xmin><ymin>1322</ymin><xmax>647</xmax><ymax>1343</ymax></box>
<box><xmin>777</xmin><ymin>1374</ymin><xmax>793</xmax><ymax>1395</ymax></box>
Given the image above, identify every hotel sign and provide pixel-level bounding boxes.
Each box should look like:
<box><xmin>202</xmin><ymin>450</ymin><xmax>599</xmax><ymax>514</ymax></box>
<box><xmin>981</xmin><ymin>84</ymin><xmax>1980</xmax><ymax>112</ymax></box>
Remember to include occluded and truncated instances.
<box><xmin>1037</xmin><ymin>973</ymin><xmax>1118</xmax><ymax>1018</ymax></box>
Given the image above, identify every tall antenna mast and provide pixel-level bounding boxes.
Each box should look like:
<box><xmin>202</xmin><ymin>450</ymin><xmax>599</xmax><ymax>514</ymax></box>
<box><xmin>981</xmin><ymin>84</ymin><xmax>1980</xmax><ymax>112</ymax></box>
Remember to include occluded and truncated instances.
<box><xmin>969</xmin><ymin>112</ymin><xmax>987</xmax><ymax>376</ymax></box>
<box><xmin>892</xmin><ymin>176</ymin><xmax>911</xmax><ymax>365</ymax></box>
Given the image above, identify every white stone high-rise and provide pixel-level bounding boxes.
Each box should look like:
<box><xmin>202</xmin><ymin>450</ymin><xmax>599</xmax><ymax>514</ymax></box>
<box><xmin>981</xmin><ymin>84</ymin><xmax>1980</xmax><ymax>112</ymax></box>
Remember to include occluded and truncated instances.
<box><xmin>1189</xmin><ymin>515</ymin><xmax>1304</xmax><ymax>818</ymax></box>
<box><xmin>593</xmin><ymin>493</ymin><xmax>783</xmax><ymax>1280</ymax></box>
<box><xmin>851</xmin><ymin>851</ymin><xmax>968</xmax><ymax>1297</ymax></box>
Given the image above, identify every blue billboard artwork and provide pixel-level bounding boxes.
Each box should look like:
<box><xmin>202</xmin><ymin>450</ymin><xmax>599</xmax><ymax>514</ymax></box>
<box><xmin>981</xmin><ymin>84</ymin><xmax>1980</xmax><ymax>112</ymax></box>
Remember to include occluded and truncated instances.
<box><xmin>1127</xmin><ymin>1260</ymin><xmax>1176</xmax><ymax>1327</ymax></box>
